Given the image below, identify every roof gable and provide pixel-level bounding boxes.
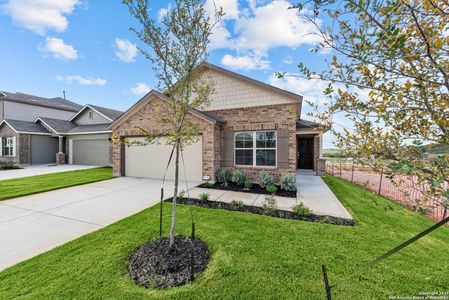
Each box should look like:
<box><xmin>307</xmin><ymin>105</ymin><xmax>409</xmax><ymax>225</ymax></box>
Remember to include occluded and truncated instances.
<box><xmin>70</xmin><ymin>104</ymin><xmax>122</xmax><ymax>124</ymax></box>
<box><xmin>196</xmin><ymin>62</ymin><xmax>302</xmax><ymax>111</ymax></box>
<box><xmin>0</xmin><ymin>119</ymin><xmax>51</xmax><ymax>135</ymax></box>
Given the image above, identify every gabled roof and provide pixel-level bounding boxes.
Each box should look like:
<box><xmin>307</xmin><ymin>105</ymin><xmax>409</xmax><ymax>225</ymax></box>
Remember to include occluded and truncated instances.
<box><xmin>35</xmin><ymin>117</ymin><xmax>77</xmax><ymax>134</ymax></box>
<box><xmin>197</xmin><ymin>62</ymin><xmax>303</xmax><ymax>102</ymax></box>
<box><xmin>109</xmin><ymin>90</ymin><xmax>226</xmax><ymax>130</ymax></box>
<box><xmin>66</xmin><ymin>124</ymin><xmax>111</xmax><ymax>134</ymax></box>
<box><xmin>69</xmin><ymin>104</ymin><xmax>123</xmax><ymax>122</ymax></box>
<box><xmin>0</xmin><ymin>91</ymin><xmax>82</xmax><ymax>112</ymax></box>
<box><xmin>0</xmin><ymin>119</ymin><xmax>51</xmax><ymax>135</ymax></box>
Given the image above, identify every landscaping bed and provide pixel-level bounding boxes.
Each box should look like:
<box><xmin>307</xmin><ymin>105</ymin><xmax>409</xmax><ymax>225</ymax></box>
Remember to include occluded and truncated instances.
<box><xmin>166</xmin><ymin>197</ymin><xmax>355</xmax><ymax>226</ymax></box>
<box><xmin>127</xmin><ymin>236</ymin><xmax>209</xmax><ymax>289</ymax></box>
<box><xmin>198</xmin><ymin>181</ymin><xmax>296</xmax><ymax>198</ymax></box>
<box><xmin>0</xmin><ymin>162</ymin><xmax>21</xmax><ymax>170</ymax></box>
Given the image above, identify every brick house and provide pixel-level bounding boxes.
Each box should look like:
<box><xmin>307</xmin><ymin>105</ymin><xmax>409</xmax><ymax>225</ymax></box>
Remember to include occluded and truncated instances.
<box><xmin>109</xmin><ymin>63</ymin><xmax>327</xmax><ymax>182</ymax></box>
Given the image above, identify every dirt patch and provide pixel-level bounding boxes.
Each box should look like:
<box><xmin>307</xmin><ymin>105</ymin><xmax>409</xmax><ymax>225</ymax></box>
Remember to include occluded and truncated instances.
<box><xmin>127</xmin><ymin>236</ymin><xmax>209</xmax><ymax>289</ymax></box>
<box><xmin>167</xmin><ymin>197</ymin><xmax>355</xmax><ymax>227</ymax></box>
<box><xmin>199</xmin><ymin>182</ymin><xmax>296</xmax><ymax>198</ymax></box>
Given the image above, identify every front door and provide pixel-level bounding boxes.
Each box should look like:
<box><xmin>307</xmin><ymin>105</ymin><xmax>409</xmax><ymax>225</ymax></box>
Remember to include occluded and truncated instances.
<box><xmin>297</xmin><ymin>138</ymin><xmax>314</xmax><ymax>169</ymax></box>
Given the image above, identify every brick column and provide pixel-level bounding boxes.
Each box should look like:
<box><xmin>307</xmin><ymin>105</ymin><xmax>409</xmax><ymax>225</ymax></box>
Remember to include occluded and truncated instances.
<box><xmin>56</xmin><ymin>152</ymin><xmax>66</xmax><ymax>165</ymax></box>
<box><xmin>317</xmin><ymin>158</ymin><xmax>326</xmax><ymax>176</ymax></box>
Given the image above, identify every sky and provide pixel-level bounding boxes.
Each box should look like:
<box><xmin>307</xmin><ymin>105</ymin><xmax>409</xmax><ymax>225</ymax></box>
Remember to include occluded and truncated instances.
<box><xmin>0</xmin><ymin>0</ymin><xmax>338</xmax><ymax>147</ymax></box>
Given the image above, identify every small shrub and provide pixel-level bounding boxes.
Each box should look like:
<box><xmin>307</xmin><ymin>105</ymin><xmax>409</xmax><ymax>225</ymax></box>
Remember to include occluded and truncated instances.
<box><xmin>0</xmin><ymin>162</ymin><xmax>20</xmax><ymax>170</ymax></box>
<box><xmin>216</xmin><ymin>168</ymin><xmax>231</xmax><ymax>187</ymax></box>
<box><xmin>262</xmin><ymin>196</ymin><xmax>277</xmax><ymax>215</ymax></box>
<box><xmin>232</xmin><ymin>170</ymin><xmax>246</xmax><ymax>186</ymax></box>
<box><xmin>292</xmin><ymin>203</ymin><xmax>312</xmax><ymax>216</ymax></box>
<box><xmin>280</xmin><ymin>174</ymin><xmax>297</xmax><ymax>192</ymax></box>
<box><xmin>203</xmin><ymin>181</ymin><xmax>212</xmax><ymax>188</ymax></box>
<box><xmin>265</xmin><ymin>184</ymin><xmax>278</xmax><ymax>194</ymax></box>
<box><xmin>178</xmin><ymin>190</ymin><xmax>186</xmax><ymax>199</ymax></box>
<box><xmin>230</xmin><ymin>199</ymin><xmax>244</xmax><ymax>208</ymax></box>
<box><xmin>199</xmin><ymin>193</ymin><xmax>210</xmax><ymax>202</ymax></box>
<box><xmin>259</xmin><ymin>171</ymin><xmax>274</xmax><ymax>188</ymax></box>
<box><xmin>244</xmin><ymin>180</ymin><xmax>253</xmax><ymax>190</ymax></box>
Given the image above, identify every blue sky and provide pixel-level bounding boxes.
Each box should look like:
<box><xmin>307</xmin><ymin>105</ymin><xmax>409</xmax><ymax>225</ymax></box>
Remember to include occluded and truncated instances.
<box><xmin>0</xmin><ymin>0</ymin><xmax>337</xmax><ymax>147</ymax></box>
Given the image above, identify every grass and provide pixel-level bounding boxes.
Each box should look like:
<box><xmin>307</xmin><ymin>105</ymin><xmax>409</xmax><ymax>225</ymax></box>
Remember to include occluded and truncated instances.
<box><xmin>0</xmin><ymin>175</ymin><xmax>448</xmax><ymax>299</ymax></box>
<box><xmin>0</xmin><ymin>167</ymin><xmax>113</xmax><ymax>201</ymax></box>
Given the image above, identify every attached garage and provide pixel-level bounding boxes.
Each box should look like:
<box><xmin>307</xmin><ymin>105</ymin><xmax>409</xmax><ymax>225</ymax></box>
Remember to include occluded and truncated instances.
<box><xmin>69</xmin><ymin>135</ymin><xmax>111</xmax><ymax>166</ymax></box>
<box><xmin>31</xmin><ymin>135</ymin><xmax>59</xmax><ymax>165</ymax></box>
<box><xmin>125</xmin><ymin>137</ymin><xmax>203</xmax><ymax>181</ymax></box>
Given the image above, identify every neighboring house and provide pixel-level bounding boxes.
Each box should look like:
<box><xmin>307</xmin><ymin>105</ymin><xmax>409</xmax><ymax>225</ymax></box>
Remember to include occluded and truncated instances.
<box><xmin>109</xmin><ymin>63</ymin><xmax>328</xmax><ymax>182</ymax></box>
<box><xmin>0</xmin><ymin>91</ymin><xmax>122</xmax><ymax>166</ymax></box>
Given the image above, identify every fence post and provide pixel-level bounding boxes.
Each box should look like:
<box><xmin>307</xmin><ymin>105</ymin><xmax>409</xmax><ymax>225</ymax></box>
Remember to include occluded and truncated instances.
<box><xmin>351</xmin><ymin>162</ymin><xmax>355</xmax><ymax>183</ymax></box>
<box><xmin>332</xmin><ymin>160</ymin><xmax>335</xmax><ymax>176</ymax></box>
<box><xmin>339</xmin><ymin>162</ymin><xmax>342</xmax><ymax>178</ymax></box>
<box><xmin>378</xmin><ymin>166</ymin><xmax>384</xmax><ymax>195</ymax></box>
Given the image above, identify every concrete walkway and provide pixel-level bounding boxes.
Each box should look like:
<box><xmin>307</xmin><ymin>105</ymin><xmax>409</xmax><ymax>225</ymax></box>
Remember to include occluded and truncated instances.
<box><xmin>297</xmin><ymin>170</ymin><xmax>352</xmax><ymax>219</ymax></box>
<box><xmin>0</xmin><ymin>165</ymin><xmax>98</xmax><ymax>181</ymax></box>
<box><xmin>0</xmin><ymin>177</ymin><xmax>198</xmax><ymax>271</ymax></box>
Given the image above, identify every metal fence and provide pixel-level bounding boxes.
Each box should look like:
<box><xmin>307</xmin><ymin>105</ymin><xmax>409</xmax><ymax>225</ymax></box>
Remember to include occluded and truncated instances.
<box><xmin>326</xmin><ymin>160</ymin><xmax>448</xmax><ymax>222</ymax></box>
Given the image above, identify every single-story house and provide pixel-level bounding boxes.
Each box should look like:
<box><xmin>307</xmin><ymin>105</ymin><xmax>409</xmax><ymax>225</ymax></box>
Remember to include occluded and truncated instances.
<box><xmin>0</xmin><ymin>91</ymin><xmax>122</xmax><ymax>166</ymax></box>
<box><xmin>109</xmin><ymin>62</ymin><xmax>327</xmax><ymax>182</ymax></box>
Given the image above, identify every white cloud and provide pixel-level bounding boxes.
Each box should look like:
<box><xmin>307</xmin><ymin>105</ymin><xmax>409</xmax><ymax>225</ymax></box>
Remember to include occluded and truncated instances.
<box><xmin>221</xmin><ymin>53</ymin><xmax>270</xmax><ymax>70</ymax></box>
<box><xmin>115</xmin><ymin>38</ymin><xmax>138</xmax><ymax>63</ymax></box>
<box><xmin>283</xmin><ymin>55</ymin><xmax>294</xmax><ymax>64</ymax></box>
<box><xmin>268</xmin><ymin>74</ymin><xmax>329</xmax><ymax>105</ymax></box>
<box><xmin>130</xmin><ymin>83</ymin><xmax>151</xmax><ymax>95</ymax></box>
<box><xmin>158</xmin><ymin>7</ymin><xmax>170</xmax><ymax>21</ymax></box>
<box><xmin>206</xmin><ymin>0</ymin><xmax>239</xmax><ymax>20</ymax></box>
<box><xmin>56</xmin><ymin>75</ymin><xmax>107</xmax><ymax>86</ymax></box>
<box><xmin>42</xmin><ymin>37</ymin><xmax>78</xmax><ymax>61</ymax></box>
<box><xmin>209</xmin><ymin>0</ymin><xmax>321</xmax><ymax>53</ymax></box>
<box><xmin>1</xmin><ymin>0</ymin><xmax>80</xmax><ymax>35</ymax></box>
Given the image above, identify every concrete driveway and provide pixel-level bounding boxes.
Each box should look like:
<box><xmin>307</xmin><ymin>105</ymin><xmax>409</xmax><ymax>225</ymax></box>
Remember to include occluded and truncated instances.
<box><xmin>0</xmin><ymin>177</ymin><xmax>198</xmax><ymax>271</ymax></box>
<box><xmin>0</xmin><ymin>165</ymin><xmax>98</xmax><ymax>181</ymax></box>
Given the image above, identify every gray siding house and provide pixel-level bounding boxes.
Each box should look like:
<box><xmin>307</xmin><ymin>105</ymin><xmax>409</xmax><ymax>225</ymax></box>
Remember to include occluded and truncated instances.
<box><xmin>0</xmin><ymin>91</ymin><xmax>122</xmax><ymax>166</ymax></box>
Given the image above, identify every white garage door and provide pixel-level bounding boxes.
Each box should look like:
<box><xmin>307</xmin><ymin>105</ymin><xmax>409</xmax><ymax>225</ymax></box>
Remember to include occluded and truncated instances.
<box><xmin>125</xmin><ymin>137</ymin><xmax>203</xmax><ymax>181</ymax></box>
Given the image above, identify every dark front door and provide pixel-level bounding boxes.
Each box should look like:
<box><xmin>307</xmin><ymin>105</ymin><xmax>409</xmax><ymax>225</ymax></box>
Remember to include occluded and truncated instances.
<box><xmin>297</xmin><ymin>138</ymin><xmax>314</xmax><ymax>169</ymax></box>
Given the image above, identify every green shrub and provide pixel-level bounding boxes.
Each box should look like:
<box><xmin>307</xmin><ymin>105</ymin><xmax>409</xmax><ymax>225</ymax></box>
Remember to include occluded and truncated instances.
<box><xmin>265</xmin><ymin>184</ymin><xmax>278</xmax><ymax>194</ymax></box>
<box><xmin>0</xmin><ymin>162</ymin><xmax>21</xmax><ymax>170</ymax></box>
<box><xmin>232</xmin><ymin>170</ymin><xmax>246</xmax><ymax>186</ymax></box>
<box><xmin>262</xmin><ymin>196</ymin><xmax>277</xmax><ymax>215</ymax></box>
<box><xmin>259</xmin><ymin>171</ymin><xmax>274</xmax><ymax>188</ymax></box>
<box><xmin>292</xmin><ymin>203</ymin><xmax>312</xmax><ymax>217</ymax></box>
<box><xmin>216</xmin><ymin>168</ymin><xmax>231</xmax><ymax>186</ymax></box>
<box><xmin>244</xmin><ymin>180</ymin><xmax>253</xmax><ymax>190</ymax></box>
<box><xmin>230</xmin><ymin>199</ymin><xmax>244</xmax><ymax>208</ymax></box>
<box><xmin>178</xmin><ymin>190</ymin><xmax>186</xmax><ymax>199</ymax></box>
<box><xmin>280</xmin><ymin>174</ymin><xmax>297</xmax><ymax>192</ymax></box>
<box><xmin>203</xmin><ymin>181</ymin><xmax>212</xmax><ymax>188</ymax></box>
<box><xmin>199</xmin><ymin>193</ymin><xmax>210</xmax><ymax>202</ymax></box>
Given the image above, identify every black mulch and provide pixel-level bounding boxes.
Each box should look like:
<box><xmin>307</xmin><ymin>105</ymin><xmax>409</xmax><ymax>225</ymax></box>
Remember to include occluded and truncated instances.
<box><xmin>166</xmin><ymin>197</ymin><xmax>355</xmax><ymax>227</ymax></box>
<box><xmin>127</xmin><ymin>236</ymin><xmax>209</xmax><ymax>289</ymax></box>
<box><xmin>199</xmin><ymin>182</ymin><xmax>296</xmax><ymax>198</ymax></box>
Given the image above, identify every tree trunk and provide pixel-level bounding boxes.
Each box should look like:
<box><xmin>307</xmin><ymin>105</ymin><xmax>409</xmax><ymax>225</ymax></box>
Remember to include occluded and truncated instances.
<box><xmin>169</xmin><ymin>141</ymin><xmax>180</xmax><ymax>249</ymax></box>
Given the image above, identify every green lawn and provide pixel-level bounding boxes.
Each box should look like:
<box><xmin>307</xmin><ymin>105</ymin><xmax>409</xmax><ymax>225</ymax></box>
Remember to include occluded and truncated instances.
<box><xmin>0</xmin><ymin>167</ymin><xmax>113</xmax><ymax>201</ymax></box>
<box><xmin>0</xmin><ymin>175</ymin><xmax>448</xmax><ymax>299</ymax></box>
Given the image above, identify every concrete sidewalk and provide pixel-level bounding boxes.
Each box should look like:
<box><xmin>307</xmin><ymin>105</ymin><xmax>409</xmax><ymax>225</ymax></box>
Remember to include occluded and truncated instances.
<box><xmin>0</xmin><ymin>165</ymin><xmax>98</xmax><ymax>181</ymax></box>
<box><xmin>297</xmin><ymin>170</ymin><xmax>352</xmax><ymax>219</ymax></box>
<box><xmin>0</xmin><ymin>177</ymin><xmax>198</xmax><ymax>271</ymax></box>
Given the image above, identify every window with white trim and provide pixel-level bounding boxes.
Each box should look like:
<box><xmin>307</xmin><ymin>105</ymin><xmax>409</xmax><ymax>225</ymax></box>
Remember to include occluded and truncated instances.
<box><xmin>235</xmin><ymin>131</ymin><xmax>276</xmax><ymax>167</ymax></box>
<box><xmin>2</xmin><ymin>137</ymin><xmax>15</xmax><ymax>157</ymax></box>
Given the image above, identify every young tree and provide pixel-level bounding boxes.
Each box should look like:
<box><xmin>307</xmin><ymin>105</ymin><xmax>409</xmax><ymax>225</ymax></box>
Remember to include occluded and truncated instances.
<box><xmin>287</xmin><ymin>1</ymin><xmax>449</xmax><ymax>212</ymax></box>
<box><xmin>123</xmin><ymin>0</ymin><xmax>223</xmax><ymax>248</ymax></box>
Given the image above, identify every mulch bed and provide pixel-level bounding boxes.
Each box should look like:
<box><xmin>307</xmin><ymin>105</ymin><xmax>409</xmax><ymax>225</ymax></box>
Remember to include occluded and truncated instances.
<box><xmin>127</xmin><ymin>236</ymin><xmax>209</xmax><ymax>289</ymax></box>
<box><xmin>166</xmin><ymin>197</ymin><xmax>355</xmax><ymax>227</ymax></box>
<box><xmin>199</xmin><ymin>182</ymin><xmax>296</xmax><ymax>198</ymax></box>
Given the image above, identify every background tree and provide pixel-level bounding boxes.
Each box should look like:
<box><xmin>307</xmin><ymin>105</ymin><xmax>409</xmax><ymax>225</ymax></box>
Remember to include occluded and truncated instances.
<box><xmin>286</xmin><ymin>0</ymin><xmax>449</xmax><ymax>212</ymax></box>
<box><xmin>123</xmin><ymin>0</ymin><xmax>223</xmax><ymax>248</ymax></box>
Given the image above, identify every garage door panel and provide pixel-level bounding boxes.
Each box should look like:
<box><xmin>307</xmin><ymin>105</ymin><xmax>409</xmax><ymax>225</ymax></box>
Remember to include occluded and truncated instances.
<box><xmin>73</xmin><ymin>139</ymin><xmax>110</xmax><ymax>166</ymax></box>
<box><xmin>125</xmin><ymin>137</ymin><xmax>202</xmax><ymax>181</ymax></box>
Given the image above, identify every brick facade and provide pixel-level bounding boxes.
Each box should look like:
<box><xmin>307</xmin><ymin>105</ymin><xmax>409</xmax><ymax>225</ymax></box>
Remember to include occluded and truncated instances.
<box><xmin>111</xmin><ymin>97</ymin><xmax>299</xmax><ymax>183</ymax></box>
<box><xmin>210</xmin><ymin>103</ymin><xmax>298</xmax><ymax>182</ymax></box>
<box><xmin>0</xmin><ymin>124</ymin><xmax>31</xmax><ymax>165</ymax></box>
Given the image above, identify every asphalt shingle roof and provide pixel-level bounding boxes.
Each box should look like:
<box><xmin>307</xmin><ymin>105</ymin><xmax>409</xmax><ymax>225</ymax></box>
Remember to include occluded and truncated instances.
<box><xmin>89</xmin><ymin>104</ymin><xmax>123</xmax><ymax>121</ymax></box>
<box><xmin>67</xmin><ymin>124</ymin><xmax>111</xmax><ymax>134</ymax></box>
<box><xmin>296</xmin><ymin>119</ymin><xmax>323</xmax><ymax>129</ymax></box>
<box><xmin>2</xmin><ymin>119</ymin><xmax>51</xmax><ymax>134</ymax></box>
<box><xmin>0</xmin><ymin>91</ymin><xmax>82</xmax><ymax>112</ymax></box>
<box><xmin>38</xmin><ymin>117</ymin><xmax>77</xmax><ymax>133</ymax></box>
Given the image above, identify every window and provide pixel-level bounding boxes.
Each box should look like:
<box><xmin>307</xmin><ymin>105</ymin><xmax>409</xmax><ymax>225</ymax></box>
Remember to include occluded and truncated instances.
<box><xmin>88</xmin><ymin>111</ymin><xmax>94</xmax><ymax>119</ymax></box>
<box><xmin>2</xmin><ymin>137</ymin><xmax>15</xmax><ymax>157</ymax></box>
<box><xmin>234</xmin><ymin>131</ymin><xmax>276</xmax><ymax>167</ymax></box>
